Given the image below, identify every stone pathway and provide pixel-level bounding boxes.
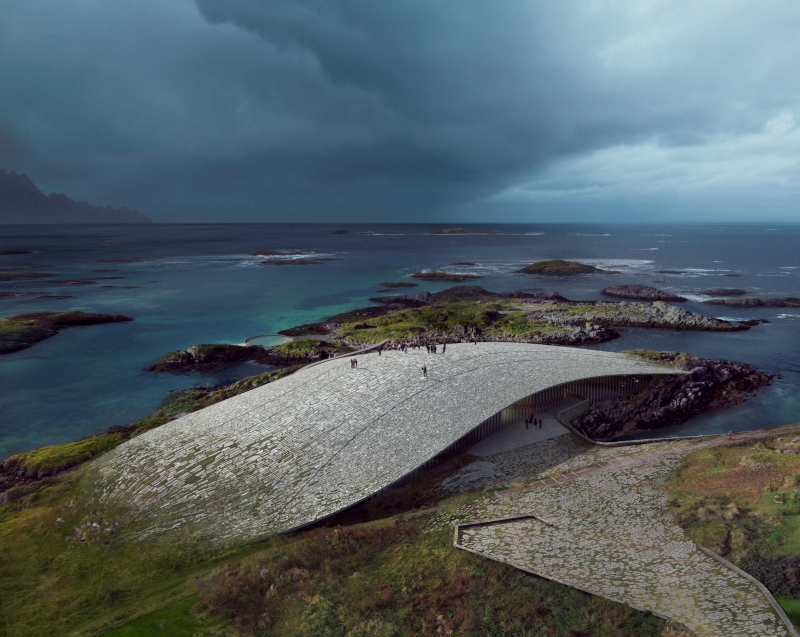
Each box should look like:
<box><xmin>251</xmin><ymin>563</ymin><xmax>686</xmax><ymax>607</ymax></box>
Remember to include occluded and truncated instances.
<box><xmin>432</xmin><ymin>442</ymin><xmax>794</xmax><ymax>637</ymax></box>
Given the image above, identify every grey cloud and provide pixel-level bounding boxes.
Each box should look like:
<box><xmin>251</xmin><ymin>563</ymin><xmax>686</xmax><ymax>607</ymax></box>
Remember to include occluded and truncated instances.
<box><xmin>1</xmin><ymin>0</ymin><xmax>799</xmax><ymax>221</ymax></box>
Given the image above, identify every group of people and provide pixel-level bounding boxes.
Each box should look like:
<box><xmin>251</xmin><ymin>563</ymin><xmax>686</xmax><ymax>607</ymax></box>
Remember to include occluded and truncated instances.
<box><xmin>349</xmin><ymin>358</ymin><xmax>359</xmax><ymax>368</ymax></box>
<box><xmin>525</xmin><ymin>414</ymin><xmax>543</xmax><ymax>430</ymax></box>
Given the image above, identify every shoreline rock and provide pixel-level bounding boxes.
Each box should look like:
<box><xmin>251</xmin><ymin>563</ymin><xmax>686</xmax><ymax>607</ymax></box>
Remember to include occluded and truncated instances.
<box><xmin>526</xmin><ymin>300</ymin><xmax>748</xmax><ymax>332</ymax></box>
<box><xmin>602</xmin><ymin>284</ymin><xmax>686</xmax><ymax>302</ymax></box>
<box><xmin>572</xmin><ymin>351</ymin><xmax>774</xmax><ymax>440</ymax></box>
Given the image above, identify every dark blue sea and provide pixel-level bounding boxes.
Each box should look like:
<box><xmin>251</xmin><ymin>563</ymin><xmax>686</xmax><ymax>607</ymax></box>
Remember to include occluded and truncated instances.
<box><xmin>1</xmin><ymin>223</ymin><xmax>799</xmax><ymax>458</ymax></box>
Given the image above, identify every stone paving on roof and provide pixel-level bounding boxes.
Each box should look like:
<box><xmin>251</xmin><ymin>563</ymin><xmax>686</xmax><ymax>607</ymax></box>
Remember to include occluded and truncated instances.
<box><xmin>430</xmin><ymin>442</ymin><xmax>791</xmax><ymax>637</ymax></box>
<box><xmin>85</xmin><ymin>342</ymin><xmax>676</xmax><ymax>544</ymax></box>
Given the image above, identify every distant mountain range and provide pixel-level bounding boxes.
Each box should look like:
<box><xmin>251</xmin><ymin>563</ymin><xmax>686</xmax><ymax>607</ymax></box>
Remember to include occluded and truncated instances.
<box><xmin>0</xmin><ymin>170</ymin><xmax>152</xmax><ymax>224</ymax></box>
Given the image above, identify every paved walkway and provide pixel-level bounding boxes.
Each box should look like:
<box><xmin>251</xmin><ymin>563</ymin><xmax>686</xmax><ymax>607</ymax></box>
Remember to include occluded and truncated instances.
<box><xmin>85</xmin><ymin>343</ymin><xmax>677</xmax><ymax>544</ymax></box>
<box><xmin>468</xmin><ymin>412</ymin><xmax>569</xmax><ymax>457</ymax></box>
<box><xmin>431</xmin><ymin>439</ymin><xmax>794</xmax><ymax>637</ymax></box>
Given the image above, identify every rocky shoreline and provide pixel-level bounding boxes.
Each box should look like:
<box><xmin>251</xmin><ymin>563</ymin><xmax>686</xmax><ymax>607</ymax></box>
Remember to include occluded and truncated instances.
<box><xmin>150</xmin><ymin>286</ymin><xmax>754</xmax><ymax>372</ymax></box>
<box><xmin>526</xmin><ymin>300</ymin><xmax>748</xmax><ymax>332</ymax></box>
<box><xmin>572</xmin><ymin>351</ymin><xmax>775</xmax><ymax>440</ymax></box>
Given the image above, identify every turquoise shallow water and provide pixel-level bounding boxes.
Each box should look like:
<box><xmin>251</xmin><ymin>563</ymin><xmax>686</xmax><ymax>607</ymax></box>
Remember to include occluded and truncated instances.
<box><xmin>0</xmin><ymin>222</ymin><xmax>798</xmax><ymax>457</ymax></box>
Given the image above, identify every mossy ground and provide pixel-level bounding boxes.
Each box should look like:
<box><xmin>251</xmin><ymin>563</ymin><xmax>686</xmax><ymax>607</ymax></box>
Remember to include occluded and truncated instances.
<box><xmin>667</xmin><ymin>428</ymin><xmax>800</xmax><ymax>624</ymax></box>
<box><xmin>335</xmin><ymin>300</ymin><xmax>568</xmax><ymax>343</ymax></box>
<box><xmin>0</xmin><ymin>469</ymin><xmax>679</xmax><ymax>637</ymax></box>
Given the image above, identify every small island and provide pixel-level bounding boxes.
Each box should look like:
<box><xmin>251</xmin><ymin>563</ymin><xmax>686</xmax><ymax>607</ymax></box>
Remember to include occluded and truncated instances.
<box><xmin>602</xmin><ymin>285</ymin><xmax>686</xmax><ymax>302</ymax></box>
<box><xmin>516</xmin><ymin>259</ymin><xmax>618</xmax><ymax>276</ymax></box>
<box><xmin>433</xmin><ymin>227</ymin><xmax>498</xmax><ymax>235</ymax></box>
<box><xmin>410</xmin><ymin>271</ymin><xmax>485</xmax><ymax>282</ymax></box>
<box><xmin>0</xmin><ymin>311</ymin><xmax>134</xmax><ymax>355</ymax></box>
<box><xmin>378</xmin><ymin>281</ymin><xmax>418</xmax><ymax>288</ymax></box>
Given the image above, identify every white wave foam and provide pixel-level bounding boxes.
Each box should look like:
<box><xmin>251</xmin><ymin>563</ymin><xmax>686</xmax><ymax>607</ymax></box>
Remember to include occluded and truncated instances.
<box><xmin>680</xmin><ymin>293</ymin><xmax>715</xmax><ymax>302</ymax></box>
<box><xmin>777</xmin><ymin>313</ymin><xmax>800</xmax><ymax>319</ymax></box>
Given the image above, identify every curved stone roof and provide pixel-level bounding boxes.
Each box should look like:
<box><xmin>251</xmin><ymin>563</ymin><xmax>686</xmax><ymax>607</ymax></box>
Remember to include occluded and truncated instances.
<box><xmin>86</xmin><ymin>343</ymin><xmax>679</xmax><ymax>545</ymax></box>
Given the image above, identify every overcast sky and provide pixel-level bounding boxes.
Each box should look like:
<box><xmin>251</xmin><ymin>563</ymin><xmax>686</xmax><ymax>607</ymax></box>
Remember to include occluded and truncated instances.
<box><xmin>1</xmin><ymin>0</ymin><xmax>799</xmax><ymax>222</ymax></box>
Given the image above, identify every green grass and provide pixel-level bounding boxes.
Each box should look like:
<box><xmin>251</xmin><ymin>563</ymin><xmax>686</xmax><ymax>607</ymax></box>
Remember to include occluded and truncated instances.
<box><xmin>777</xmin><ymin>597</ymin><xmax>800</xmax><ymax>628</ymax></box>
<box><xmin>668</xmin><ymin>430</ymin><xmax>800</xmax><ymax>598</ymax></box>
<box><xmin>0</xmin><ymin>455</ymin><xmax>681</xmax><ymax>637</ymax></box>
<box><xmin>3</xmin><ymin>434</ymin><xmax>124</xmax><ymax>477</ymax></box>
<box><xmin>192</xmin><ymin>520</ymin><xmax>675</xmax><ymax>637</ymax></box>
<box><xmin>101</xmin><ymin>596</ymin><xmax>218</xmax><ymax>637</ymax></box>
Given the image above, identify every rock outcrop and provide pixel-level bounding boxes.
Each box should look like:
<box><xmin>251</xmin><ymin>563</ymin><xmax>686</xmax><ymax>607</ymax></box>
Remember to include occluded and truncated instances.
<box><xmin>150</xmin><ymin>339</ymin><xmax>350</xmax><ymax>372</ymax></box>
<box><xmin>602</xmin><ymin>285</ymin><xmax>686</xmax><ymax>302</ymax></box>
<box><xmin>527</xmin><ymin>301</ymin><xmax>748</xmax><ymax>332</ymax></box>
<box><xmin>149</xmin><ymin>344</ymin><xmax>262</xmax><ymax>372</ymax></box>
<box><xmin>572</xmin><ymin>352</ymin><xmax>774</xmax><ymax>440</ymax></box>
<box><xmin>369</xmin><ymin>292</ymin><xmax>433</xmax><ymax>307</ymax></box>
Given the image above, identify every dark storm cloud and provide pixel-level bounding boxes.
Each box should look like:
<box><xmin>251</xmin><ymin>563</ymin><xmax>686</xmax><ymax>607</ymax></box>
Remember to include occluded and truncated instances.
<box><xmin>1</xmin><ymin>0</ymin><xmax>799</xmax><ymax>221</ymax></box>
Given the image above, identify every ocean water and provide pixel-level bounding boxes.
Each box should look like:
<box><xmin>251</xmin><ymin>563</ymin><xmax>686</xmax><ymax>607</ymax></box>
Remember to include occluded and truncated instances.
<box><xmin>0</xmin><ymin>222</ymin><xmax>798</xmax><ymax>458</ymax></box>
